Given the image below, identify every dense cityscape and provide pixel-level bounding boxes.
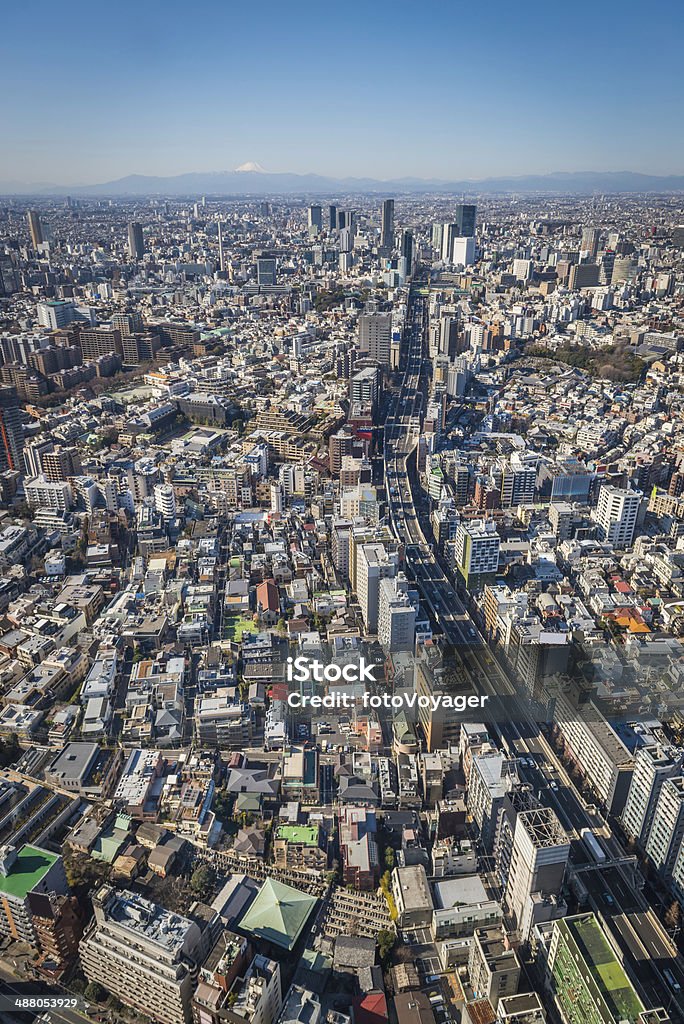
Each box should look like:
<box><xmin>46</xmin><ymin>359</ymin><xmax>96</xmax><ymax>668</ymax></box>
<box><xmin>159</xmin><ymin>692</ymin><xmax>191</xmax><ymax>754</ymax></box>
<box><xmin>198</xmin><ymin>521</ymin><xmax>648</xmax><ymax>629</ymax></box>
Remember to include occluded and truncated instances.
<box><xmin>0</xmin><ymin>187</ymin><xmax>684</xmax><ymax>1024</ymax></box>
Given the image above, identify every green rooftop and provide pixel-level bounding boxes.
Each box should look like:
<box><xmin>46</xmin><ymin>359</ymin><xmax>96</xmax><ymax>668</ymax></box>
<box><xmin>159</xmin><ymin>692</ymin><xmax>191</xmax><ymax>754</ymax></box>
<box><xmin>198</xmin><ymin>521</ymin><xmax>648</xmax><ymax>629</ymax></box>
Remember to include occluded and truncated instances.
<box><xmin>238</xmin><ymin>877</ymin><xmax>316</xmax><ymax>951</ymax></box>
<box><xmin>562</xmin><ymin>915</ymin><xmax>644</xmax><ymax>1023</ymax></box>
<box><xmin>276</xmin><ymin>825</ymin><xmax>319</xmax><ymax>845</ymax></box>
<box><xmin>0</xmin><ymin>845</ymin><xmax>59</xmax><ymax>901</ymax></box>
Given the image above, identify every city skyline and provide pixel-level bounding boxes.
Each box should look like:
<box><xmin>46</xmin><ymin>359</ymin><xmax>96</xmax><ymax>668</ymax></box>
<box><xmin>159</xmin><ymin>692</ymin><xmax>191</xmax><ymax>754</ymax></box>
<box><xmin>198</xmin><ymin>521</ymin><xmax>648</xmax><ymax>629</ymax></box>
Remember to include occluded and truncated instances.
<box><xmin>3</xmin><ymin>0</ymin><xmax>684</xmax><ymax>186</ymax></box>
<box><xmin>3</xmin><ymin>0</ymin><xmax>684</xmax><ymax>1019</ymax></box>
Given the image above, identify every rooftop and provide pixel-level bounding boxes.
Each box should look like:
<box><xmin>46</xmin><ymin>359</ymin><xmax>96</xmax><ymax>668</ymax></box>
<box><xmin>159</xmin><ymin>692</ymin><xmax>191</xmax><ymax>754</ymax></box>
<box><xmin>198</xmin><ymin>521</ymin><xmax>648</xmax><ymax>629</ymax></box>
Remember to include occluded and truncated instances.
<box><xmin>557</xmin><ymin>914</ymin><xmax>644</xmax><ymax>1023</ymax></box>
<box><xmin>103</xmin><ymin>887</ymin><xmax>196</xmax><ymax>954</ymax></box>
<box><xmin>0</xmin><ymin>845</ymin><xmax>59</xmax><ymax>901</ymax></box>
<box><xmin>238</xmin><ymin>877</ymin><xmax>317</xmax><ymax>951</ymax></box>
<box><xmin>276</xmin><ymin>825</ymin><xmax>319</xmax><ymax>846</ymax></box>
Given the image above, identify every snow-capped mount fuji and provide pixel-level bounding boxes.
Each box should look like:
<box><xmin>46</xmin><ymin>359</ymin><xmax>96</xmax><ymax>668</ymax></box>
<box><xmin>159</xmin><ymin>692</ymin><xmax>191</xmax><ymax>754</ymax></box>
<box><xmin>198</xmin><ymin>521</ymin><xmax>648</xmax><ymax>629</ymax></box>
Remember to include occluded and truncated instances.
<box><xmin>234</xmin><ymin>162</ymin><xmax>267</xmax><ymax>173</ymax></box>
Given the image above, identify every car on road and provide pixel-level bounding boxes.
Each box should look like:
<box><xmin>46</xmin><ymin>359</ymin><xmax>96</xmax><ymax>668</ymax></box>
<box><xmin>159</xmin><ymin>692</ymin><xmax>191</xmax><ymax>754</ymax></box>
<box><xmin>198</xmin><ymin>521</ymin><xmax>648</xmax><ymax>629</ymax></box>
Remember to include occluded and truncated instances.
<box><xmin>664</xmin><ymin>968</ymin><xmax>681</xmax><ymax>992</ymax></box>
<box><xmin>602</xmin><ymin>891</ymin><xmax>615</xmax><ymax>905</ymax></box>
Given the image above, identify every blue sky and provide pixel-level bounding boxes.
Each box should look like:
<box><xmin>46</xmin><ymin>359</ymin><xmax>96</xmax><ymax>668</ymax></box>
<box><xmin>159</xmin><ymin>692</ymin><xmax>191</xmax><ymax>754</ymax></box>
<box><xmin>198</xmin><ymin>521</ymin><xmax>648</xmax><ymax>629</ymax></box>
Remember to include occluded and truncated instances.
<box><xmin>2</xmin><ymin>0</ymin><xmax>682</xmax><ymax>184</ymax></box>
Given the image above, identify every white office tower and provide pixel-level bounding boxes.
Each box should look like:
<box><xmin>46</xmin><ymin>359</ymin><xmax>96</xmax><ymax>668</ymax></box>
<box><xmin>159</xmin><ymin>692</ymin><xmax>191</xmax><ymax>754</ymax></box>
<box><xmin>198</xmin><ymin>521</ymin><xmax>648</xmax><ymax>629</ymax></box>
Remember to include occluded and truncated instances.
<box><xmin>441</xmin><ymin>223</ymin><xmax>459</xmax><ymax>262</ymax></box>
<box><xmin>504</xmin><ymin>807</ymin><xmax>570</xmax><ymax>942</ymax></box>
<box><xmin>154</xmin><ymin>483</ymin><xmax>177</xmax><ymax>522</ymax></box>
<box><xmin>378</xmin><ymin>573</ymin><xmax>418</xmax><ymax>654</ymax></box>
<box><xmin>513</xmin><ymin>259</ymin><xmax>532</xmax><ymax>281</ymax></box>
<box><xmin>37</xmin><ymin>300</ymin><xmax>76</xmax><ymax>329</ymax></box>
<box><xmin>357</xmin><ymin>542</ymin><xmax>398</xmax><ymax>633</ymax></box>
<box><xmin>451</xmin><ymin>236</ymin><xmax>476</xmax><ymax>267</ymax></box>
<box><xmin>80</xmin><ymin>886</ymin><xmax>201</xmax><ymax>1024</ymax></box>
<box><xmin>622</xmin><ymin>745</ymin><xmax>684</xmax><ymax>846</ymax></box>
<box><xmin>594</xmin><ymin>484</ymin><xmax>643</xmax><ymax>548</ymax></box>
<box><xmin>645</xmin><ymin>777</ymin><xmax>684</xmax><ymax>880</ymax></box>
<box><xmin>499</xmin><ymin>452</ymin><xmax>538</xmax><ymax>508</ymax></box>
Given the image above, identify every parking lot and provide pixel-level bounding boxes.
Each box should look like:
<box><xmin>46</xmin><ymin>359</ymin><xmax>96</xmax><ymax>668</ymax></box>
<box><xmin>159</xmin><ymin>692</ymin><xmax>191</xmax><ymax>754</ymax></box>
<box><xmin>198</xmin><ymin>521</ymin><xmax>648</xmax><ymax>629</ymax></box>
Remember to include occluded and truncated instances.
<box><xmin>402</xmin><ymin>927</ymin><xmax>443</xmax><ymax>980</ymax></box>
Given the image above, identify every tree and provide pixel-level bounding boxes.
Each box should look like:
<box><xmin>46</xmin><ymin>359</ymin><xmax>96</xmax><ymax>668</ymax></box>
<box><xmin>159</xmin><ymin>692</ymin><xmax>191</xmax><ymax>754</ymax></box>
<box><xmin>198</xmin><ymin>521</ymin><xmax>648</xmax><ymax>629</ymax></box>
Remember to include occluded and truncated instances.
<box><xmin>379</xmin><ymin>870</ymin><xmax>398</xmax><ymax>920</ymax></box>
<box><xmin>384</xmin><ymin>847</ymin><xmax>395</xmax><ymax>871</ymax></box>
<box><xmin>665</xmin><ymin>900</ymin><xmax>681</xmax><ymax>932</ymax></box>
<box><xmin>190</xmin><ymin>863</ymin><xmax>217</xmax><ymax>900</ymax></box>
<box><xmin>84</xmin><ymin>982</ymin><xmax>105</xmax><ymax>1003</ymax></box>
<box><xmin>0</xmin><ymin>733</ymin><xmax>21</xmax><ymax>768</ymax></box>
<box><xmin>377</xmin><ymin>928</ymin><xmax>395</xmax><ymax>965</ymax></box>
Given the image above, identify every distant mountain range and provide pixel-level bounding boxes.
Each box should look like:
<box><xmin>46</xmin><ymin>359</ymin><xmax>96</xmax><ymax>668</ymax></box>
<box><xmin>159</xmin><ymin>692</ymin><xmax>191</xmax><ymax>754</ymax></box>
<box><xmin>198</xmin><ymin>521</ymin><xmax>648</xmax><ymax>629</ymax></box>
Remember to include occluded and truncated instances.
<box><xmin>2</xmin><ymin>169</ymin><xmax>684</xmax><ymax>196</ymax></box>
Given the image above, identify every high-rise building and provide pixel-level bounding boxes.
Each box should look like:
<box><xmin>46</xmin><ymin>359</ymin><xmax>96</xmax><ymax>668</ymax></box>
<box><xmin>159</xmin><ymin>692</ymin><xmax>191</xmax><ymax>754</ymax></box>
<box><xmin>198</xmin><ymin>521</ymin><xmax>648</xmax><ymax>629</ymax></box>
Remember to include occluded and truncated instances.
<box><xmin>110</xmin><ymin>309</ymin><xmax>143</xmax><ymax>337</ymax></box>
<box><xmin>467</xmin><ymin>749</ymin><xmax>507</xmax><ymax>850</ymax></box>
<box><xmin>256</xmin><ymin>256</ymin><xmax>277</xmax><ymax>286</ymax></box>
<box><xmin>42</xmin><ymin>446</ymin><xmax>82</xmax><ymax>482</ymax></box>
<box><xmin>547</xmin><ymin>914</ymin><xmax>650</xmax><ymax>1024</ymax></box>
<box><xmin>381</xmin><ymin>199</ymin><xmax>395</xmax><ymax>250</ymax></box>
<box><xmin>378</xmin><ymin>573</ymin><xmax>418</xmax><ymax>653</ymax></box>
<box><xmin>308</xmin><ymin>205</ymin><xmax>322</xmax><ymax>233</ymax></box>
<box><xmin>79</xmin><ymin>326</ymin><xmax>123</xmax><ymax>362</ymax></box>
<box><xmin>452</xmin><ymin>236</ymin><xmax>476</xmax><ymax>267</ymax></box>
<box><xmin>37</xmin><ymin>300</ymin><xmax>76</xmax><ymax>330</ymax></box>
<box><xmin>645</xmin><ymin>777</ymin><xmax>684</xmax><ymax>880</ymax></box>
<box><xmin>453</xmin><ymin>518</ymin><xmax>500</xmax><ymax>590</ymax></box>
<box><xmin>440</xmin><ymin>223</ymin><xmax>461</xmax><ymax>263</ymax></box>
<box><xmin>611</xmin><ymin>256</ymin><xmax>637</xmax><ymax>285</ymax></box>
<box><xmin>622</xmin><ymin>745</ymin><xmax>684</xmax><ymax>846</ymax></box>
<box><xmin>28</xmin><ymin>891</ymin><xmax>83</xmax><ymax>980</ymax></box>
<box><xmin>24</xmin><ymin>475</ymin><xmax>73</xmax><ymax>511</ymax></box>
<box><xmin>581</xmin><ymin>227</ymin><xmax>600</xmax><ymax>258</ymax></box>
<box><xmin>670</xmin><ymin>832</ymin><xmax>684</xmax><ymax>906</ymax></box>
<box><xmin>24</xmin><ymin>438</ymin><xmax>55</xmax><ymax>478</ymax></box>
<box><xmin>127</xmin><ymin>222</ymin><xmax>145</xmax><ymax>259</ymax></box>
<box><xmin>190</xmin><ymin>932</ymin><xmax>252</xmax><ymax>1024</ymax></box>
<box><xmin>328</xmin><ymin>205</ymin><xmax>337</xmax><ymax>230</ymax></box>
<box><xmin>358</xmin><ymin>314</ymin><xmax>392</xmax><ymax>366</ymax></box>
<box><xmin>349</xmin><ymin>364</ymin><xmax>381</xmax><ymax>408</ymax></box>
<box><xmin>594</xmin><ymin>484</ymin><xmax>643</xmax><ymax>548</ymax></box>
<box><xmin>0</xmin><ymin>844</ymin><xmax>68</xmax><ymax>947</ymax></box>
<box><xmin>499</xmin><ymin>453</ymin><xmax>538</xmax><ymax>507</ymax></box>
<box><xmin>0</xmin><ymin>386</ymin><xmax>24</xmax><ymax>473</ymax></box>
<box><xmin>356</xmin><ymin>542</ymin><xmax>398</xmax><ymax>632</ymax></box>
<box><xmin>27</xmin><ymin>210</ymin><xmax>43</xmax><ymax>248</ymax></box>
<box><xmin>401</xmin><ymin>229</ymin><xmax>414</xmax><ymax>272</ymax></box>
<box><xmin>553</xmin><ymin>692</ymin><xmax>634</xmax><ymax>815</ymax></box>
<box><xmin>569</xmin><ymin>263</ymin><xmax>600</xmax><ymax>289</ymax></box>
<box><xmin>455</xmin><ymin>203</ymin><xmax>477</xmax><ymax>238</ymax></box>
<box><xmin>208</xmin><ymin>954</ymin><xmax>282</xmax><ymax>1024</ymax></box>
<box><xmin>154</xmin><ymin>483</ymin><xmax>177</xmax><ymax>522</ymax></box>
<box><xmin>80</xmin><ymin>885</ymin><xmax>202</xmax><ymax>1024</ymax></box>
<box><xmin>217</xmin><ymin>221</ymin><xmax>226</xmax><ymax>273</ymax></box>
<box><xmin>505</xmin><ymin>807</ymin><xmax>569</xmax><ymax>941</ymax></box>
<box><xmin>468</xmin><ymin>927</ymin><xmax>521</xmax><ymax>1009</ymax></box>
<box><xmin>413</xmin><ymin>642</ymin><xmax>470</xmax><ymax>752</ymax></box>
